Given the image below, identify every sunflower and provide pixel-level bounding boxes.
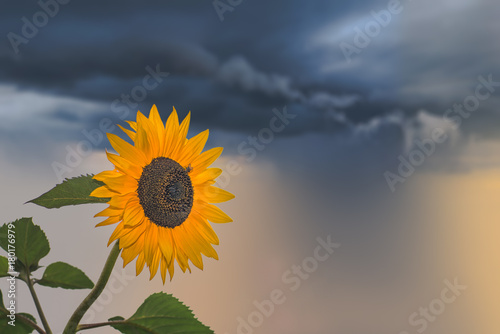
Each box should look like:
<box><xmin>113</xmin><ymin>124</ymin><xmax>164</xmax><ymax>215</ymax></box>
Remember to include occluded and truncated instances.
<box><xmin>91</xmin><ymin>105</ymin><xmax>234</xmax><ymax>283</ymax></box>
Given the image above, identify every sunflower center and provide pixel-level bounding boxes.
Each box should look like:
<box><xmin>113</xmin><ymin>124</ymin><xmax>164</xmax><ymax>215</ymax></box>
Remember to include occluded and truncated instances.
<box><xmin>137</xmin><ymin>157</ymin><xmax>194</xmax><ymax>228</ymax></box>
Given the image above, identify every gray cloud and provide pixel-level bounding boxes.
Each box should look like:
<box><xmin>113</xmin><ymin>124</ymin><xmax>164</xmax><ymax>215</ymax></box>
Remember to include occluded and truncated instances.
<box><xmin>216</xmin><ymin>56</ymin><xmax>304</xmax><ymax>101</ymax></box>
<box><xmin>0</xmin><ymin>0</ymin><xmax>497</xmax><ymax>166</ymax></box>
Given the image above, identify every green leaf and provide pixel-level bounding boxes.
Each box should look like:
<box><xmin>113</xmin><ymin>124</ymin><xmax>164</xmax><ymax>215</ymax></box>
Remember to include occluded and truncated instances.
<box><xmin>109</xmin><ymin>292</ymin><xmax>214</xmax><ymax>334</ymax></box>
<box><xmin>0</xmin><ymin>291</ymin><xmax>37</xmax><ymax>333</ymax></box>
<box><xmin>0</xmin><ymin>256</ymin><xmax>9</xmax><ymax>278</ymax></box>
<box><xmin>0</xmin><ymin>313</ymin><xmax>37</xmax><ymax>334</ymax></box>
<box><xmin>0</xmin><ymin>256</ymin><xmax>14</xmax><ymax>278</ymax></box>
<box><xmin>37</xmin><ymin>262</ymin><xmax>94</xmax><ymax>289</ymax></box>
<box><xmin>0</xmin><ymin>218</ymin><xmax>50</xmax><ymax>273</ymax></box>
<box><xmin>27</xmin><ymin>174</ymin><xmax>109</xmax><ymax>209</ymax></box>
<box><xmin>0</xmin><ymin>290</ymin><xmax>4</xmax><ymax>310</ymax></box>
<box><xmin>11</xmin><ymin>314</ymin><xmax>37</xmax><ymax>334</ymax></box>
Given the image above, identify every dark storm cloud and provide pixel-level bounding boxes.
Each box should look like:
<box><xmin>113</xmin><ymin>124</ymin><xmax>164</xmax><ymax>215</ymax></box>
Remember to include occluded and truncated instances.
<box><xmin>0</xmin><ymin>0</ymin><xmax>498</xmax><ymax>142</ymax></box>
<box><xmin>0</xmin><ymin>0</ymin><xmax>377</xmax><ymax>135</ymax></box>
<box><xmin>0</xmin><ymin>39</ymin><xmax>218</xmax><ymax>85</ymax></box>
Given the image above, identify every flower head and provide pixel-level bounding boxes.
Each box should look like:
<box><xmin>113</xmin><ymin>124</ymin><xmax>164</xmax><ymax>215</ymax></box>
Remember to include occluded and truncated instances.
<box><xmin>91</xmin><ymin>105</ymin><xmax>234</xmax><ymax>282</ymax></box>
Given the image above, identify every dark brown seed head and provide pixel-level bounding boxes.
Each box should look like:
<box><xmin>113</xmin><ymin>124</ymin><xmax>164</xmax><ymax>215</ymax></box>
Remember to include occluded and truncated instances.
<box><xmin>137</xmin><ymin>157</ymin><xmax>194</xmax><ymax>228</ymax></box>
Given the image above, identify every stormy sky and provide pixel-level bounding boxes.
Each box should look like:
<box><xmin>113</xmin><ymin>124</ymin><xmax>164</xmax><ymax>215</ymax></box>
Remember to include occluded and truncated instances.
<box><xmin>1</xmin><ymin>1</ymin><xmax>500</xmax><ymax>334</ymax></box>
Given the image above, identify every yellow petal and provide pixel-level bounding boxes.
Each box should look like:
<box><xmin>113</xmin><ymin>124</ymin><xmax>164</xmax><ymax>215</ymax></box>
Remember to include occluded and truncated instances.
<box><xmin>108</xmin><ymin>193</ymin><xmax>135</xmax><ymax>209</ymax></box>
<box><xmin>157</xmin><ymin>227</ymin><xmax>174</xmax><ymax>264</ymax></box>
<box><xmin>195</xmin><ymin>201</ymin><xmax>233</xmax><ymax>223</ymax></box>
<box><xmin>95</xmin><ymin>215</ymin><xmax>120</xmax><ymax>227</ymax></box>
<box><xmin>178</xmin><ymin>112</ymin><xmax>191</xmax><ymax>141</ymax></box>
<box><xmin>107</xmin><ymin>133</ymin><xmax>147</xmax><ymax>167</ymax></box>
<box><xmin>191</xmin><ymin>168</ymin><xmax>222</xmax><ymax>185</ymax></box>
<box><xmin>174</xmin><ymin>245</ymin><xmax>191</xmax><ymax>273</ymax></box>
<box><xmin>177</xmin><ymin>129</ymin><xmax>209</xmax><ymax>165</ymax></box>
<box><xmin>191</xmin><ymin>147</ymin><xmax>223</xmax><ymax>172</ymax></box>
<box><xmin>160</xmin><ymin>255</ymin><xmax>168</xmax><ymax>284</ymax></box>
<box><xmin>94</xmin><ymin>206</ymin><xmax>122</xmax><ymax>218</ymax></box>
<box><xmin>135</xmin><ymin>121</ymin><xmax>153</xmax><ymax>163</ymax></box>
<box><xmin>175</xmin><ymin>225</ymin><xmax>204</xmax><ymax>270</ymax></box>
<box><xmin>90</xmin><ymin>186</ymin><xmax>117</xmax><ymax>198</ymax></box>
<box><xmin>121</xmin><ymin>247</ymin><xmax>135</xmax><ymax>267</ymax></box>
<box><xmin>200</xmin><ymin>243</ymin><xmax>218</xmax><ymax>260</ymax></box>
<box><xmin>119</xmin><ymin>221</ymin><xmax>146</xmax><ymax>249</ymax></box>
<box><xmin>108</xmin><ymin>222</ymin><xmax>125</xmax><ymax>245</ymax></box>
<box><xmin>189</xmin><ymin>211</ymin><xmax>219</xmax><ymax>245</ymax></box>
<box><xmin>149</xmin><ymin>105</ymin><xmax>165</xmax><ymax>151</ymax></box>
<box><xmin>137</xmin><ymin>111</ymin><xmax>161</xmax><ymax>157</ymax></box>
<box><xmin>171</xmin><ymin>111</ymin><xmax>191</xmax><ymax>157</ymax></box>
<box><xmin>184</xmin><ymin>219</ymin><xmax>218</xmax><ymax>260</ymax></box>
<box><xmin>121</xmin><ymin>236</ymin><xmax>144</xmax><ymax>266</ymax></box>
<box><xmin>136</xmin><ymin>252</ymin><xmax>146</xmax><ymax>276</ymax></box>
<box><xmin>94</xmin><ymin>170</ymin><xmax>121</xmax><ymax>182</ymax></box>
<box><xmin>122</xmin><ymin>197</ymin><xmax>145</xmax><ymax>227</ymax></box>
<box><xmin>167</xmin><ymin>253</ymin><xmax>175</xmax><ymax>280</ymax></box>
<box><xmin>117</xmin><ymin>124</ymin><xmax>136</xmax><ymax>141</ymax></box>
<box><xmin>163</xmin><ymin>107</ymin><xmax>180</xmax><ymax>157</ymax></box>
<box><xmin>148</xmin><ymin>105</ymin><xmax>162</xmax><ymax>126</ymax></box>
<box><xmin>194</xmin><ymin>184</ymin><xmax>235</xmax><ymax>203</ymax></box>
<box><xmin>106</xmin><ymin>151</ymin><xmax>142</xmax><ymax>179</ymax></box>
<box><xmin>149</xmin><ymin>248</ymin><xmax>161</xmax><ymax>280</ymax></box>
<box><xmin>125</xmin><ymin>120</ymin><xmax>137</xmax><ymax>131</ymax></box>
<box><xmin>102</xmin><ymin>173</ymin><xmax>137</xmax><ymax>194</ymax></box>
<box><xmin>144</xmin><ymin>224</ymin><xmax>159</xmax><ymax>265</ymax></box>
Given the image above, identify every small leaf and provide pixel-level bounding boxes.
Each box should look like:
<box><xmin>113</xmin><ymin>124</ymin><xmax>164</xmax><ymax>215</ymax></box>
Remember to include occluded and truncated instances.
<box><xmin>0</xmin><ymin>256</ymin><xmax>10</xmax><ymax>278</ymax></box>
<box><xmin>14</xmin><ymin>314</ymin><xmax>37</xmax><ymax>334</ymax></box>
<box><xmin>37</xmin><ymin>262</ymin><xmax>94</xmax><ymax>289</ymax></box>
<box><xmin>109</xmin><ymin>292</ymin><xmax>214</xmax><ymax>334</ymax></box>
<box><xmin>0</xmin><ymin>291</ymin><xmax>37</xmax><ymax>333</ymax></box>
<box><xmin>0</xmin><ymin>218</ymin><xmax>49</xmax><ymax>273</ymax></box>
<box><xmin>27</xmin><ymin>174</ymin><xmax>109</xmax><ymax>209</ymax></box>
<box><xmin>0</xmin><ymin>313</ymin><xmax>37</xmax><ymax>333</ymax></box>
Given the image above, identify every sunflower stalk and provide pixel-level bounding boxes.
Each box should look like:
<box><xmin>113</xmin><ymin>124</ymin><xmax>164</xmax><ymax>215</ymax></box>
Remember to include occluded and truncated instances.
<box><xmin>63</xmin><ymin>242</ymin><xmax>121</xmax><ymax>334</ymax></box>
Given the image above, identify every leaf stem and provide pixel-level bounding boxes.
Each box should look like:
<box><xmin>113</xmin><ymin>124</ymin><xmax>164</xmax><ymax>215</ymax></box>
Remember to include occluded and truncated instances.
<box><xmin>76</xmin><ymin>320</ymin><xmax>125</xmax><ymax>331</ymax></box>
<box><xmin>26</xmin><ymin>273</ymin><xmax>52</xmax><ymax>334</ymax></box>
<box><xmin>63</xmin><ymin>242</ymin><xmax>121</xmax><ymax>334</ymax></box>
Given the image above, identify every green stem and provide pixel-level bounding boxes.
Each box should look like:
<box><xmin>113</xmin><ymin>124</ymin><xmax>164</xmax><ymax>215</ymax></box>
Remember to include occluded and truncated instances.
<box><xmin>26</xmin><ymin>273</ymin><xmax>52</xmax><ymax>334</ymax></box>
<box><xmin>63</xmin><ymin>242</ymin><xmax>121</xmax><ymax>334</ymax></box>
